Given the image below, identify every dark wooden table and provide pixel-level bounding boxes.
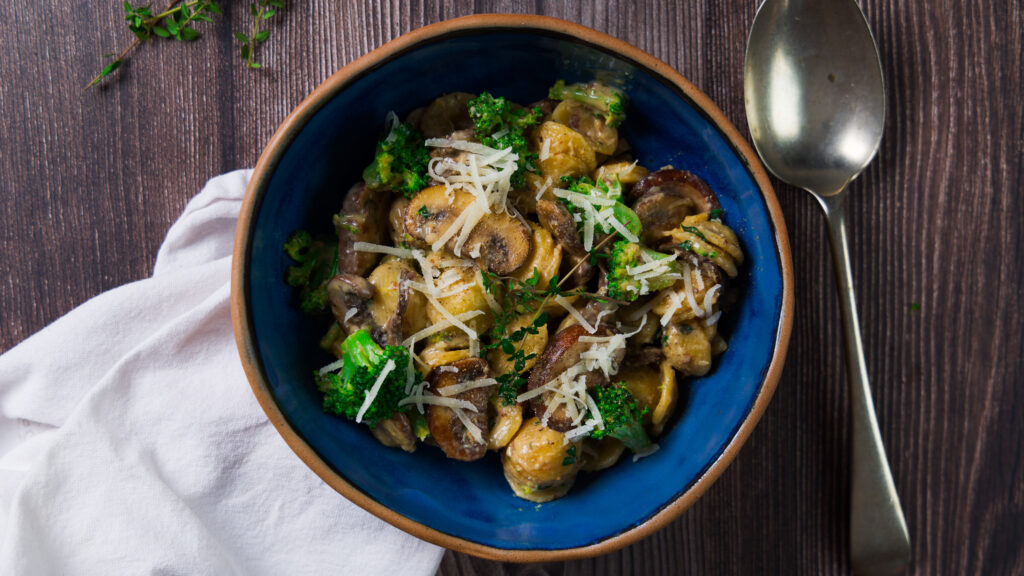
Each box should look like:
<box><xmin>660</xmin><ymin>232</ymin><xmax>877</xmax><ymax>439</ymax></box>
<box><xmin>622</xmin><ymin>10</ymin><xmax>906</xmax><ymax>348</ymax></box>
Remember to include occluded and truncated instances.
<box><xmin>2</xmin><ymin>1</ymin><xmax>1021</xmax><ymax>574</ymax></box>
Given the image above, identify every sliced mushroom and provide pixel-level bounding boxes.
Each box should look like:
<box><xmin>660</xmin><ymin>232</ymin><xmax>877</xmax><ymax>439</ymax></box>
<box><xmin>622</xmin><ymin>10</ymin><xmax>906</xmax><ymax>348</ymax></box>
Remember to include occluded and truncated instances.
<box><xmin>369</xmin><ymin>413</ymin><xmax>417</xmax><ymax>453</ymax></box>
<box><xmin>334</xmin><ymin>182</ymin><xmax>390</xmax><ymax>276</ymax></box>
<box><xmin>502</xmin><ymin>417</ymin><xmax>582</xmax><ymax>502</ymax></box>
<box><xmin>535</xmin><ymin>198</ymin><xmax>594</xmax><ymax>286</ymax></box>
<box><xmin>427</xmin><ymin>129</ymin><xmax>479</xmax><ymax>181</ymax></box>
<box><xmin>426</xmin><ymin>358</ymin><xmax>493</xmax><ymax>461</ymax></box>
<box><xmin>405</xmin><ymin>186</ymin><xmax>532</xmax><ymax>275</ymax></box>
<box><xmin>526</xmin><ymin>324</ymin><xmax>623</xmax><ymax>432</ymax></box>
<box><xmin>550</xmin><ymin>99</ymin><xmax>619</xmax><ymax>155</ymax></box>
<box><xmin>631</xmin><ymin>169</ymin><xmax>721</xmax><ymax>246</ymax></box>
<box><xmin>416</xmin><ymin>92</ymin><xmax>475</xmax><ymax>139</ymax></box>
<box><xmin>326</xmin><ymin>273</ymin><xmax>375</xmax><ymax>335</ymax></box>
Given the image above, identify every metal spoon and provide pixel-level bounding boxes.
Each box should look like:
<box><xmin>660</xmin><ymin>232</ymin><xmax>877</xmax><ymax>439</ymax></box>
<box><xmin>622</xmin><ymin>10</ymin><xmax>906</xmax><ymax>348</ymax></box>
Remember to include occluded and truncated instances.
<box><xmin>743</xmin><ymin>0</ymin><xmax>910</xmax><ymax>573</ymax></box>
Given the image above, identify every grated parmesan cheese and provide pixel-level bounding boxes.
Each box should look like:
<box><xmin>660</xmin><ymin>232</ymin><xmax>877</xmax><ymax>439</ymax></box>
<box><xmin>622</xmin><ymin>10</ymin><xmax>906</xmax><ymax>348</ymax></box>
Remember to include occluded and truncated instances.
<box><xmin>343</xmin><ymin>308</ymin><xmax>357</xmax><ymax>323</ymax></box>
<box><xmin>554</xmin><ymin>295</ymin><xmax>596</xmax><ymax>333</ymax></box>
<box><xmin>398</xmin><ymin>391</ymin><xmax>477</xmax><ymax>412</ymax></box>
<box><xmin>538</xmin><ymin>138</ymin><xmax>551</xmax><ymax>161</ymax></box>
<box><xmin>437</xmin><ymin>377</ymin><xmax>498</xmax><ymax>397</ymax></box>
<box><xmin>317</xmin><ymin>358</ymin><xmax>345</xmax><ymax>376</ymax></box>
<box><xmin>355</xmin><ymin>358</ymin><xmax>396</xmax><ymax>424</ymax></box>
<box><xmin>352</xmin><ymin>242</ymin><xmax>414</xmax><ymax>259</ymax></box>
<box><xmin>452</xmin><ymin>407</ymin><xmax>484</xmax><ymax>443</ymax></box>
<box><xmin>535</xmin><ymin>176</ymin><xmax>553</xmax><ymax>201</ymax></box>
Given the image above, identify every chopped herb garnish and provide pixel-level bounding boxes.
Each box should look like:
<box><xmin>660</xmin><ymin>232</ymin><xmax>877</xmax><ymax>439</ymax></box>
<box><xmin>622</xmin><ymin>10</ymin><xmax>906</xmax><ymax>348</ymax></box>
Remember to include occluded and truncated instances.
<box><xmin>562</xmin><ymin>445</ymin><xmax>578</xmax><ymax>466</ymax></box>
<box><xmin>417</xmin><ymin>205</ymin><xmax>430</xmax><ymax>218</ymax></box>
<box><xmin>681</xmin><ymin>225</ymin><xmax>708</xmax><ymax>241</ymax></box>
<box><xmin>709</xmin><ymin>208</ymin><xmax>725</xmax><ymax>221</ymax></box>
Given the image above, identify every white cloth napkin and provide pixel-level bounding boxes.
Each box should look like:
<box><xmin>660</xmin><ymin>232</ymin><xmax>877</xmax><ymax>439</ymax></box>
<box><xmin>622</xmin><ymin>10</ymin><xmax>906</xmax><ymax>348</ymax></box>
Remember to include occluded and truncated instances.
<box><xmin>0</xmin><ymin>170</ymin><xmax>444</xmax><ymax>575</ymax></box>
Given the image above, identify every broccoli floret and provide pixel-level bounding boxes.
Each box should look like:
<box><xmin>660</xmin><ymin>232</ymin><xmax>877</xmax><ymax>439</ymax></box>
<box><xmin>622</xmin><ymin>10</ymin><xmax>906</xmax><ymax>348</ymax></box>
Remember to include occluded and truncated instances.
<box><xmin>589</xmin><ymin>381</ymin><xmax>652</xmax><ymax>453</ymax></box>
<box><xmin>563</xmin><ymin>174</ymin><xmax>623</xmax><ymax>202</ymax></box>
<box><xmin>316</xmin><ymin>329</ymin><xmax>411</xmax><ymax>428</ymax></box>
<box><xmin>468</xmin><ymin>92</ymin><xmax>543</xmax><ymax>188</ymax></box>
<box><xmin>607</xmin><ymin>240</ymin><xmax>683</xmax><ymax>302</ymax></box>
<box><xmin>362</xmin><ymin>117</ymin><xmax>431</xmax><ymax>198</ymax></box>
<box><xmin>283</xmin><ymin>230</ymin><xmax>338</xmax><ymax>314</ymax></box>
<box><xmin>559</xmin><ymin>175</ymin><xmax>642</xmax><ymax>240</ymax></box>
<box><xmin>549</xmin><ymin>80</ymin><xmax>627</xmax><ymax>128</ymax></box>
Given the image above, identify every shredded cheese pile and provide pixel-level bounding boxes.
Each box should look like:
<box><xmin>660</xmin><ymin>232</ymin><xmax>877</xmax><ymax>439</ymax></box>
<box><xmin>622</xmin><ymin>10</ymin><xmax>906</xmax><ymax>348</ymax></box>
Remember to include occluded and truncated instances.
<box><xmin>624</xmin><ymin>252</ymin><xmax>682</xmax><ymax>299</ymax></box>
<box><xmin>658</xmin><ymin>262</ymin><xmax>724</xmax><ymax>327</ymax></box>
<box><xmin>514</xmin><ymin>321</ymin><xmax>639</xmax><ymax>442</ymax></box>
<box><xmin>424</xmin><ymin>138</ymin><xmax>519</xmax><ymax>257</ymax></box>
<box><xmin>551</xmin><ymin>187</ymin><xmax>639</xmax><ymax>251</ymax></box>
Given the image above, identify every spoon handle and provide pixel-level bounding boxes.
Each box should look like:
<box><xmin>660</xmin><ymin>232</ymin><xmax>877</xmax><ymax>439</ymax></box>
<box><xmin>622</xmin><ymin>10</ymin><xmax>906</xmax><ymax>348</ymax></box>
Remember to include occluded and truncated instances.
<box><xmin>817</xmin><ymin>192</ymin><xmax>911</xmax><ymax>575</ymax></box>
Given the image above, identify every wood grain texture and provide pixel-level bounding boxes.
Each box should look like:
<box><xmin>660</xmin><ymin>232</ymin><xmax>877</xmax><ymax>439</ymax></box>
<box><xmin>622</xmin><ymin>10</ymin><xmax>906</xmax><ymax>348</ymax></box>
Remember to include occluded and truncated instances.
<box><xmin>0</xmin><ymin>0</ymin><xmax>1020</xmax><ymax>574</ymax></box>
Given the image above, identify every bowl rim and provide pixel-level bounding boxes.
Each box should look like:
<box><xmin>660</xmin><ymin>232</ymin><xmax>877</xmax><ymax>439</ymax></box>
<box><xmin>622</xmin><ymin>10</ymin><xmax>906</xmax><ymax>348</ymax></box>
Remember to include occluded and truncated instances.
<box><xmin>231</xmin><ymin>13</ymin><xmax>794</xmax><ymax>563</ymax></box>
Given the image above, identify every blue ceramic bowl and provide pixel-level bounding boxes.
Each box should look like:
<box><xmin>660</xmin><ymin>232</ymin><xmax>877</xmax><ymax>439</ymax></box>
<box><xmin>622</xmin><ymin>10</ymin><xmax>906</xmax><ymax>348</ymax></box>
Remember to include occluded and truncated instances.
<box><xmin>232</xmin><ymin>15</ymin><xmax>793</xmax><ymax>561</ymax></box>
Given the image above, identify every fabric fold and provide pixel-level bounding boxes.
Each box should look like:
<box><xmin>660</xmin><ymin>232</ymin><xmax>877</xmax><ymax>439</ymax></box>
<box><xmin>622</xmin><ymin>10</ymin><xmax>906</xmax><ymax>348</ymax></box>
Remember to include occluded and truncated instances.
<box><xmin>0</xmin><ymin>170</ymin><xmax>443</xmax><ymax>575</ymax></box>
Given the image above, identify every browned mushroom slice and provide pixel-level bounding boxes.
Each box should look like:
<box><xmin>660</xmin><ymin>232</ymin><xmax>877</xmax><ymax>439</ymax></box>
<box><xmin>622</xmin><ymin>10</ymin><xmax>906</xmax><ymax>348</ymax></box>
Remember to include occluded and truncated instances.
<box><xmin>535</xmin><ymin>198</ymin><xmax>594</xmax><ymax>286</ymax></box>
<box><xmin>370</xmin><ymin>413</ymin><xmax>417</xmax><ymax>453</ymax></box>
<box><xmin>326</xmin><ymin>273</ymin><xmax>376</xmax><ymax>335</ymax></box>
<box><xmin>427</xmin><ymin>129</ymin><xmax>479</xmax><ymax>181</ymax></box>
<box><xmin>335</xmin><ymin>182</ymin><xmax>390</xmax><ymax>275</ymax></box>
<box><xmin>630</xmin><ymin>169</ymin><xmax>721</xmax><ymax>246</ymax></box>
<box><xmin>427</xmin><ymin>358</ymin><xmax>493</xmax><ymax>461</ymax></box>
<box><xmin>630</xmin><ymin>168</ymin><xmax>721</xmax><ymax>208</ymax></box>
<box><xmin>526</xmin><ymin>325</ymin><xmax>623</xmax><ymax>432</ymax></box>
<box><xmin>405</xmin><ymin>186</ymin><xmax>532</xmax><ymax>275</ymax></box>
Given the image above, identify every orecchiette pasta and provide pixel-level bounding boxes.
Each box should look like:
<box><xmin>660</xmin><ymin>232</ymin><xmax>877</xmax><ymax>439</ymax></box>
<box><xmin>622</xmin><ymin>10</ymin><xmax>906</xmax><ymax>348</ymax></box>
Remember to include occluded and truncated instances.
<box><xmin>286</xmin><ymin>80</ymin><xmax>746</xmax><ymax>503</ymax></box>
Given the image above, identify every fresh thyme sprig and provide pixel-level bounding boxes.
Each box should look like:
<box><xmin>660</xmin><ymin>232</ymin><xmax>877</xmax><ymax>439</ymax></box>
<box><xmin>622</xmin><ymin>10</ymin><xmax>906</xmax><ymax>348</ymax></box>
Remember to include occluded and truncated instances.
<box><xmin>235</xmin><ymin>0</ymin><xmax>283</xmax><ymax>69</ymax></box>
<box><xmin>481</xmin><ymin>233</ymin><xmax>620</xmax><ymax>405</ymax></box>
<box><xmin>85</xmin><ymin>0</ymin><xmax>222</xmax><ymax>90</ymax></box>
<box><xmin>86</xmin><ymin>0</ymin><xmax>285</xmax><ymax>90</ymax></box>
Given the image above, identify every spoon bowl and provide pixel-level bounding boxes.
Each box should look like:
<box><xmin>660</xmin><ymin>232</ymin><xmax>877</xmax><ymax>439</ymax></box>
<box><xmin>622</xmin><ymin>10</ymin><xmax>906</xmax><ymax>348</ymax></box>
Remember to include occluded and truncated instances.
<box><xmin>745</xmin><ymin>0</ymin><xmax>886</xmax><ymax>197</ymax></box>
<box><xmin>744</xmin><ymin>0</ymin><xmax>911</xmax><ymax>573</ymax></box>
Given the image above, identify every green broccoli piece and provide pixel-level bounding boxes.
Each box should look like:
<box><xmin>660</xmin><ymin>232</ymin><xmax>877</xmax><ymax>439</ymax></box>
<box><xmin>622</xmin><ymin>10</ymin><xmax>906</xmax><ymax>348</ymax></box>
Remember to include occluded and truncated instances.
<box><xmin>549</xmin><ymin>80</ymin><xmax>627</xmax><ymax>128</ymax></box>
<box><xmin>559</xmin><ymin>175</ymin><xmax>642</xmax><ymax>240</ymax></box>
<box><xmin>468</xmin><ymin>92</ymin><xmax>543</xmax><ymax>188</ymax></box>
<box><xmin>283</xmin><ymin>230</ymin><xmax>338</xmax><ymax>314</ymax></box>
<box><xmin>563</xmin><ymin>174</ymin><xmax>623</xmax><ymax>203</ymax></box>
<box><xmin>589</xmin><ymin>381</ymin><xmax>652</xmax><ymax>453</ymax></box>
<box><xmin>607</xmin><ymin>240</ymin><xmax>683</xmax><ymax>302</ymax></box>
<box><xmin>316</xmin><ymin>329</ymin><xmax>411</xmax><ymax>428</ymax></box>
<box><xmin>362</xmin><ymin>118</ymin><xmax>431</xmax><ymax>198</ymax></box>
